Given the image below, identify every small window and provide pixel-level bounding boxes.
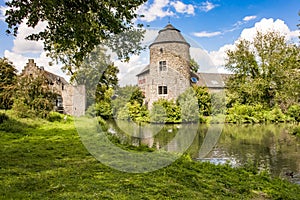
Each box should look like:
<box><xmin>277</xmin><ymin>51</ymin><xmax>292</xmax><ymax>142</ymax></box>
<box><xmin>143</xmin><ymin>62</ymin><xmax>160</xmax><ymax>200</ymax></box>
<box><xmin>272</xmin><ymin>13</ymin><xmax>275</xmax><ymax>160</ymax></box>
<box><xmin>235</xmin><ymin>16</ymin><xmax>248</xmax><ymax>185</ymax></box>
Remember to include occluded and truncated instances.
<box><xmin>158</xmin><ymin>86</ymin><xmax>168</xmax><ymax>95</ymax></box>
<box><xmin>159</xmin><ymin>61</ymin><xmax>167</xmax><ymax>72</ymax></box>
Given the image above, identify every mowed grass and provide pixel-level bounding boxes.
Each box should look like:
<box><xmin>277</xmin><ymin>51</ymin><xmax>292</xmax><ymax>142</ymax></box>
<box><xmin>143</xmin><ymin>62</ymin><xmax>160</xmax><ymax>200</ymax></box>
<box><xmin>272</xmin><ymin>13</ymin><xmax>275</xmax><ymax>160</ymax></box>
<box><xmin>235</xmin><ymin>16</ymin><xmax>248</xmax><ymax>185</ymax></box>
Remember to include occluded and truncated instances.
<box><xmin>0</xmin><ymin>113</ymin><xmax>300</xmax><ymax>199</ymax></box>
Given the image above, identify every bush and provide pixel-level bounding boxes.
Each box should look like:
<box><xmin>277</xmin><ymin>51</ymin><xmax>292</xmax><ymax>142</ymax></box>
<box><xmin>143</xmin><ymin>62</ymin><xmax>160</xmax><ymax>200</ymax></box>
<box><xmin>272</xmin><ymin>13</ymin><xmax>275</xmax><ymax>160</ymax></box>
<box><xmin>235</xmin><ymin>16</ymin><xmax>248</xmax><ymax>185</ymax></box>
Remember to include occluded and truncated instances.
<box><xmin>177</xmin><ymin>88</ymin><xmax>199</xmax><ymax>122</ymax></box>
<box><xmin>97</xmin><ymin>116</ymin><xmax>108</xmax><ymax>131</ymax></box>
<box><xmin>11</xmin><ymin>98</ymin><xmax>35</xmax><ymax>118</ymax></box>
<box><xmin>150</xmin><ymin>99</ymin><xmax>181</xmax><ymax>123</ymax></box>
<box><xmin>265</xmin><ymin>105</ymin><xmax>286</xmax><ymax>123</ymax></box>
<box><xmin>226</xmin><ymin>104</ymin><xmax>264</xmax><ymax>123</ymax></box>
<box><xmin>0</xmin><ymin>112</ymin><xmax>9</xmax><ymax>124</ymax></box>
<box><xmin>290</xmin><ymin>126</ymin><xmax>300</xmax><ymax>137</ymax></box>
<box><xmin>85</xmin><ymin>104</ymin><xmax>97</xmax><ymax>117</ymax></box>
<box><xmin>287</xmin><ymin>104</ymin><xmax>300</xmax><ymax>122</ymax></box>
<box><xmin>47</xmin><ymin>111</ymin><xmax>65</xmax><ymax>122</ymax></box>
<box><xmin>95</xmin><ymin>101</ymin><xmax>112</xmax><ymax>119</ymax></box>
<box><xmin>116</xmin><ymin>102</ymin><xmax>149</xmax><ymax>123</ymax></box>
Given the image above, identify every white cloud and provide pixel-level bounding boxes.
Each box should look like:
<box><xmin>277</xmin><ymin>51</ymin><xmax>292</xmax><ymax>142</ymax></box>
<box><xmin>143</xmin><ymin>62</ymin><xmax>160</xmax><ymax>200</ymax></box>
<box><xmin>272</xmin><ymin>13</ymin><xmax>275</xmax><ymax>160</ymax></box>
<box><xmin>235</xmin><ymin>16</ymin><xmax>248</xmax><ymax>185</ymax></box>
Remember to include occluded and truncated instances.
<box><xmin>200</xmin><ymin>1</ymin><xmax>218</xmax><ymax>12</ymax></box>
<box><xmin>170</xmin><ymin>1</ymin><xmax>195</xmax><ymax>15</ymax></box>
<box><xmin>0</xmin><ymin>6</ymin><xmax>8</xmax><ymax>21</ymax></box>
<box><xmin>4</xmin><ymin>50</ymin><xmax>67</xmax><ymax>80</ymax></box>
<box><xmin>243</xmin><ymin>15</ymin><xmax>257</xmax><ymax>22</ymax></box>
<box><xmin>208</xmin><ymin>18</ymin><xmax>299</xmax><ymax>69</ymax></box>
<box><xmin>137</xmin><ymin>0</ymin><xmax>174</xmax><ymax>22</ymax></box>
<box><xmin>193</xmin><ymin>31</ymin><xmax>222</xmax><ymax>38</ymax></box>
<box><xmin>11</xmin><ymin>20</ymin><xmax>47</xmax><ymax>54</ymax></box>
<box><xmin>208</xmin><ymin>44</ymin><xmax>235</xmax><ymax>68</ymax></box>
<box><xmin>240</xmin><ymin>18</ymin><xmax>299</xmax><ymax>41</ymax></box>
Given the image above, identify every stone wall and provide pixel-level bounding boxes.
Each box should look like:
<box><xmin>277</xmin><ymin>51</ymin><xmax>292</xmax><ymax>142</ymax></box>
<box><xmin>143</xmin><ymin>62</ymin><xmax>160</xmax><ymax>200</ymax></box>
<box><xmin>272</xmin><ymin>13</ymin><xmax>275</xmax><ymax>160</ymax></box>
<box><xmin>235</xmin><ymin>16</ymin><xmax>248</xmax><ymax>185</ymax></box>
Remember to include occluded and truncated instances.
<box><xmin>62</xmin><ymin>85</ymin><xmax>86</xmax><ymax>117</ymax></box>
<box><xmin>145</xmin><ymin>42</ymin><xmax>191</xmax><ymax>107</ymax></box>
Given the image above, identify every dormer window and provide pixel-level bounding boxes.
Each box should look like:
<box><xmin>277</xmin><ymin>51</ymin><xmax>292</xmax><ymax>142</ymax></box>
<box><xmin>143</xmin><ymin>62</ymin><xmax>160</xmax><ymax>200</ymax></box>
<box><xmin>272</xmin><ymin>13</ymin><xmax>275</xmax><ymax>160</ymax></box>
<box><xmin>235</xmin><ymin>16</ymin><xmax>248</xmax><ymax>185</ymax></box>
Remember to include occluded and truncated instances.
<box><xmin>159</xmin><ymin>61</ymin><xmax>167</xmax><ymax>72</ymax></box>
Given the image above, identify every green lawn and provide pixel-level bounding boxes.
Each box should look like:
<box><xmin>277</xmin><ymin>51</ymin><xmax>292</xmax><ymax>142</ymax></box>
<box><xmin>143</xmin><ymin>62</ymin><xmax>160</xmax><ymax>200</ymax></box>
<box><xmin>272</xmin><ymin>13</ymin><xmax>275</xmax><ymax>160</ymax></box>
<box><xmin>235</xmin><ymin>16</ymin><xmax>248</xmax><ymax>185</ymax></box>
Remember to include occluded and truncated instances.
<box><xmin>0</xmin><ymin>113</ymin><xmax>299</xmax><ymax>199</ymax></box>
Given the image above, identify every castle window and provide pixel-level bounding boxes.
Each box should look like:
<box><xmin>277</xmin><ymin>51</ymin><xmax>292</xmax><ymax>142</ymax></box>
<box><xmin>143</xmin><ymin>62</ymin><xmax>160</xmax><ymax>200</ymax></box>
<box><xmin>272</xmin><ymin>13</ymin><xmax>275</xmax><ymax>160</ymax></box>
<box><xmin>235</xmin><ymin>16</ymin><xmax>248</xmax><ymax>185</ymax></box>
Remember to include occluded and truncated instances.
<box><xmin>159</xmin><ymin>61</ymin><xmax>167</xmax><ymax>72</ymax></box>
<box><xmin>158</xmin><ymin>86</ymin><xmax>168</xmax><ymax>95</ymax></box>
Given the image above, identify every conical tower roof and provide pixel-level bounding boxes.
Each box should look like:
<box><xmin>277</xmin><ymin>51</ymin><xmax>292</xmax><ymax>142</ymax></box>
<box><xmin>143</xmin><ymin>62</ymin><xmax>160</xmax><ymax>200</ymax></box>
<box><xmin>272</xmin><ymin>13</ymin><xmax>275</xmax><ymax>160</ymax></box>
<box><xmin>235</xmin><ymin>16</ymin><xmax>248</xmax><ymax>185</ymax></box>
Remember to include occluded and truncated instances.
<box><xmin>149</xmin><ymin>24</ymin><xmax>190</xmax><ymax>48</ymax></box>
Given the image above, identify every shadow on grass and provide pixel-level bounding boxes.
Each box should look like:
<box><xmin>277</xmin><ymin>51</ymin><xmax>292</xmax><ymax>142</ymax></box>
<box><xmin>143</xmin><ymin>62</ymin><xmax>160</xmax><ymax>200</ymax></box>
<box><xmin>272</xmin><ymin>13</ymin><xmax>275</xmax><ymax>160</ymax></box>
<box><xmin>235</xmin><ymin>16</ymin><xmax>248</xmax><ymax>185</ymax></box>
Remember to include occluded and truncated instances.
<box><xmin>0</xmin><ymin>117</ymin><xmax>39</xmax><ymax>133</ymax></box>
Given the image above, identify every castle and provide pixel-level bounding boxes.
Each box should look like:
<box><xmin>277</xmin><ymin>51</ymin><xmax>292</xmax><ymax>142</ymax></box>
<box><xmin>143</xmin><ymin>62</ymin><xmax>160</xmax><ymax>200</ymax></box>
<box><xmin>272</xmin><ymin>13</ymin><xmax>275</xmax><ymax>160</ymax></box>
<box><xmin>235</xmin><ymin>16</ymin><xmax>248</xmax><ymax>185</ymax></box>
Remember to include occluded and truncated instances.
<box><xmin>21</xmin><ymin>59</ymin><xmax>86</xmax><ymax>116</ymax></box>
<box><xmin>137</xmin><ymin>24</ymin><xmax>228</xmax><ymax>106</ymax></box>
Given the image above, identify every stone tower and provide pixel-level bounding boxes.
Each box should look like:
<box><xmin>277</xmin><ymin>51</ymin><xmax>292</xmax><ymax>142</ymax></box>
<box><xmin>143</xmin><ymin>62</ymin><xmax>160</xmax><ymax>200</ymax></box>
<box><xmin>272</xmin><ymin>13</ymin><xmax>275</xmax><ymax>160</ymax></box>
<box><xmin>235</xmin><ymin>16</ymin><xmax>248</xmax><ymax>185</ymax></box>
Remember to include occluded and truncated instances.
<box><xmin>137</xmin><ymin>24</ymin><xmax>191</xmax><ymax>107</ymax></box>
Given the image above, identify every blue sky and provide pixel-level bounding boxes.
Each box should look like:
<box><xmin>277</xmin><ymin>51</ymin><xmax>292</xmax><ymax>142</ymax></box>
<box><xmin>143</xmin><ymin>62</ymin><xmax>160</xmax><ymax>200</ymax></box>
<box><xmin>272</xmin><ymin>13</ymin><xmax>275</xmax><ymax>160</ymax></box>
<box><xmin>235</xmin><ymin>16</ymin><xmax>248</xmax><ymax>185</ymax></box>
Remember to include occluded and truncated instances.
<box><xmin>0</xmin><ymin>0</ymin><xmax>299</xmax><ymax>84</ymax></box>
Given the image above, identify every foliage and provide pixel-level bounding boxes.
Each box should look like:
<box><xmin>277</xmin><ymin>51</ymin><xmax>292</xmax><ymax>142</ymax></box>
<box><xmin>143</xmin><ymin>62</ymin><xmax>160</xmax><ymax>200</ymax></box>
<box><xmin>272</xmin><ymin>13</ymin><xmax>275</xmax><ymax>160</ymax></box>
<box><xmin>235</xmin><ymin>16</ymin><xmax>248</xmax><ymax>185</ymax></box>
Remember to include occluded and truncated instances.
<box><xmin>177</xmin><ymin>88</ymin><xmax>199</xmax><ymax>122</ymax></box>
<box><xmin>0</xmin><ymin>115</ymin><xmax>299</xmax><ymax>199</ymax></box>
<box><xmin>74</xmin><ymin>47</ymin><xmax>115</xmax><ymax>107</ymax></box>
<box><xmin>12</xmin><ymin>74</ymin><xmax>57</xmax><ymax>118</ymax></box>
<box><xmin>150</xmin><ymin>99</ymin><xmax>181</xmax><ymax>123</ymax></box>
<box><xmin>211</xmin><ymin>92</ymin><xmax>226</xmax><ymax>115</ymax></box>
<box><xmin>117</xmin><ymin>101</ymin><xmax>149</xmax><ymax>122</ymax></box>
<box><xmin>5</xmin><ymin>0</ymin><xmax>147</xmax><ymax>69</ymax></box>
<box><xmin>47</xmin><ymin>111</ymin><xmax>69</xmax><ymax>122</ymax></box>
<box><xmin>226</xmin><ymin>104</ymin><xmax>265</xmax><ymax>123</ymax></box>
<box><xmin>225</xmin><ymin>31</ymin><xmax>300</xmax><ymax>109</ymax></box>
<box><xmin>290</xmin><ymin>125</ymin><xmax>300</xmax><ymax>137</ymax></box>
<box><xmin>193</xmin><ymin>85</ymin><xmax>211</xmax><ymax>116</ymax></box>
<box><xmin>226</xmin><ymin>103</ymin><xmax>291</xmax><ymax>123</ymax></box>
<box><xmin>113</xmin><ymin>86</ymin><xmax>148</xmax><ymax>122</ymax></box>
<box><xmin>190</xmin><ymin>58</ymin><xmax>199</xmax><ymax>73</ymax></box>
<box><xmin>112</xmin><ymin>85</ymin><xmax>141</xmax><ymax>116</ymax></box>
<box><xmin>287</xmin><ymin>104</ymin><xmax>300</xmax><ymax>122</ymax></box>
<box><xmin>0</xmin><ymin>112</ymin><xmax>9</xmax><ymax>124</ymax></box>
<box><xmin>95</xmin><ymin>64</ymin><xmax>119</xmax><ymax>103</ymax></box>
<box><xmin>95</xmin><ymin>101</ymin><xmax>113</xmax><ymax>120</ymax></box>
<box><xmin>0</xmin><ymin>57</ymin><xmax>17</xmax><ymax>110</ymax></box>
<box><xmin>129</xmin><ymin>87</ymin><xmax>145</xmax><ymax>106</ymax></box>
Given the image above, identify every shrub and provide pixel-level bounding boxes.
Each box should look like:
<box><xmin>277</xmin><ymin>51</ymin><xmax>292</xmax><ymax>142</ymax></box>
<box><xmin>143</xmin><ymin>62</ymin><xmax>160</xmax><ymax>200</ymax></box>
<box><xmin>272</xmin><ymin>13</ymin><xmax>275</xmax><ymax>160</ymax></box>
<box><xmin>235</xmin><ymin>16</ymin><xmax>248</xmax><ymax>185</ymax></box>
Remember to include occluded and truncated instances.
<box><xmin>85</xmin><ymin>104</ymin><xmax>97</xmax><ymax>117</ymax></box>
<box><xmin>11</xmin><ymin>98</ymin><xmax>35</xmax><ymax>118</ymax></box>
<box><xmin>290</xmin><ymin>126</ymin><xmax>300</xmax><ymax>137</ymax></box>
<box><xmin>226</xmin><ymin>104</ymin><xmax>271</xmax><ymax>123</ymax></box>
<box><xmin>0</xmin><ymin>112</ymin><xmax>9</xmax><ymax>124</ymax></box>
<box><xmin>47</xmin><ymin>111</ymin><xmax>64</xmax><ymax>122</ymax></box>
<box><xmin>150</xmin><ymin>99</ymin><xmax>181</xmax><ymax>123</ymax></box>
<box><xmin>95</xmin><ymin>101</ymin><xmax>112</xmax><ymax>119</ymax></box>
<box><xmin>287</xmin><ymin>104</ymin><xmax>300</xmax><ymax>122</ymax></box>
<box><xmin>265</xmin><ymin>105</ymin><xmax>286</xmax><ymax>123</ymax></box>
<box><xmin>97</xmin><ymin>116</ymin><xmax>108</xmax><ymax>131</ymax></box>
<box><xmin>177</xmin><ymin>88</ymin><xmax>199</xmax><ymax>122</ymax></box>
<box><xmin>116</xmin><ymin>102</ymin><xmax>149</xmax><ymax>122</ymax></box>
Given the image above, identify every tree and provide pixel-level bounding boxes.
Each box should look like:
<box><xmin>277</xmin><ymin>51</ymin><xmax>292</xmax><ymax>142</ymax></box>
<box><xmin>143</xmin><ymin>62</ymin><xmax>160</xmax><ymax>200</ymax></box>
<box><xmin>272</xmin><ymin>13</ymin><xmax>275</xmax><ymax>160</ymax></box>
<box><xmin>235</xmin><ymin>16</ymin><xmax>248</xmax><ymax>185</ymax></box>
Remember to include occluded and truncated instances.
<box><xmin>225</xmin><ymin>31</ymin><xmax>300</xmax><ymax>110</ymax></box>
<box><xmin>12</xmin><ymin>73</ymin><xmax>57</xmax><ymax>118</ymax></box>
<box><xmin>95</xmin><ymin>64</ymin><xmax>119</xmax><ymax>103</ymax></box>
<box><xmin>74</xmin><ymin>46</ymin><xmax>115</xmax><ymax>107</ymax></box>
<box><xmin>193</xmin><ymin>86</ymin><xmax>212</xmax><ymax>116</ymax></box>
<box><xmin>5</xmin><ymin>0</ymin><xmax>146</xmax><ymax>69</ymax></box>
<box><xmin>0</xmin><ymin>58</ymin><xmax>17</xmax><ymax>110</ymax></box>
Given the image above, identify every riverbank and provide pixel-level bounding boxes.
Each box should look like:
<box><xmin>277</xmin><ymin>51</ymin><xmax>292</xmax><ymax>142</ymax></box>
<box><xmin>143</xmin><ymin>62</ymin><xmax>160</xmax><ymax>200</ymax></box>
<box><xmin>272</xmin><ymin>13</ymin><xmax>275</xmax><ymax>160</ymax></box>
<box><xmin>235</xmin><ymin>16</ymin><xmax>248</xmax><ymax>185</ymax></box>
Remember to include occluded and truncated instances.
<box><xmin>0</xmin><ymin>113</ymin><xmax>300</xmax><ymax>199</ymax></box>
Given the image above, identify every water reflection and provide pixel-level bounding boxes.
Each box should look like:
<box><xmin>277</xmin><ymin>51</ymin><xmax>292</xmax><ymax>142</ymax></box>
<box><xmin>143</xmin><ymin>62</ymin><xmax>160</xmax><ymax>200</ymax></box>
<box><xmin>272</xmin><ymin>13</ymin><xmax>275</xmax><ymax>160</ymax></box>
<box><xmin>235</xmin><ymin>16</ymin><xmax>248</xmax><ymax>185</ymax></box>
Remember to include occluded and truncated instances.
<box><xmin>108</xmin><ymin>121</ymin><xmax>300</xmax><ymax>182</ymax></box>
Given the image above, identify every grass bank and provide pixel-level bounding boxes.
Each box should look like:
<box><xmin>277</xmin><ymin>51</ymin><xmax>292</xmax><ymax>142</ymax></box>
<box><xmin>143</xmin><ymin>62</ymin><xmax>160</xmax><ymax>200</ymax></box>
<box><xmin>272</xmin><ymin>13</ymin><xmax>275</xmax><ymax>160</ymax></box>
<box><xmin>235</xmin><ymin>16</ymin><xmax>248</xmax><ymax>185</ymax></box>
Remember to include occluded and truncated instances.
<box><xmin>0</xmin><ymin>112</ymin><xmax>299</xmax><ymax>199</ymax></box>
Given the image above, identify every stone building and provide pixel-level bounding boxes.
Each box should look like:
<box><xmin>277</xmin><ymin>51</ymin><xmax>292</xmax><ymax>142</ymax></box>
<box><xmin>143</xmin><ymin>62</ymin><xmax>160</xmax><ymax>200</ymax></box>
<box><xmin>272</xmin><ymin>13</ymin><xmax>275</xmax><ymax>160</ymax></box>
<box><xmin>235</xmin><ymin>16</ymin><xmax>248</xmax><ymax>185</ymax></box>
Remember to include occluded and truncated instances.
<box><xmin>137</xmin><ymin>24</ymin><xmax>229</xmax><ymax>107</ymax></box>
<box><xmin>21</xmin><ymin>59</ymin><xmax>86</xmax><ymax>117</ymax></box>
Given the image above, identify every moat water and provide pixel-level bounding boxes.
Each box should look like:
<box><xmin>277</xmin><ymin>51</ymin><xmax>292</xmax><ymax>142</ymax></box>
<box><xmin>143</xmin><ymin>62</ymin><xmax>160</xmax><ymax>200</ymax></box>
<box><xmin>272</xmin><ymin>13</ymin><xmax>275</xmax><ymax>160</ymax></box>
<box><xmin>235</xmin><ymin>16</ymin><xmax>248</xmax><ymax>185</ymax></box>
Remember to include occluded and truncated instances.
<box><xmin>107</xmin><ymin>121</ymin><xmax>300</xmax><ymax>184</ymax></box>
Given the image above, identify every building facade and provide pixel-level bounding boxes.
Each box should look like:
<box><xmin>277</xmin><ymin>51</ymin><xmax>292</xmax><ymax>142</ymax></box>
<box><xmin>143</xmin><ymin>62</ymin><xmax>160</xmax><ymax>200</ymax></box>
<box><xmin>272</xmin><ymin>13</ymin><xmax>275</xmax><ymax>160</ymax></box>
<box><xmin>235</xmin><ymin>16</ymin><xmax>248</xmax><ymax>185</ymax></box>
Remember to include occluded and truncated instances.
<box><xmin>137</xmin><ymin>24</ymin><xmax>229</xmax><ymax>107</ymax></box>
<box><xmin>137</xmin><ymin>24</ymin><xmax>191</xmax><ymax>106</ymax></box>
<box><xmin>21</xmin><ymin>59</ymin><xmax>86</xmax><ymax>117</ymax></box>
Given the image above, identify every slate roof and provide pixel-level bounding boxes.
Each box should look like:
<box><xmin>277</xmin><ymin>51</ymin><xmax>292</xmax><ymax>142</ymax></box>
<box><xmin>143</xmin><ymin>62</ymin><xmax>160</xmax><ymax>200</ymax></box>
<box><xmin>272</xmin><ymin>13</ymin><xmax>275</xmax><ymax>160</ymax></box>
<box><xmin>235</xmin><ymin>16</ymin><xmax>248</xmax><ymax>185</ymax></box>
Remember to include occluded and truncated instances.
<box><xmin>42</xmin><ymin>70</ymin><xmax>69</xmax><ymax>85</ymax></box>
<box><xmin>136</xmin><ymin>65</ymin><xmax>150</xmax><ymax>76</ymax></box>
<box><xmin>193</xmin><ymin>73</ymin><xmax>231</xmax><ymax>89</ymax></box>
<box><xmin>149</xmin><ymin>24</ymin><xmax>190</xmax><ymax>48</ymax></box>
